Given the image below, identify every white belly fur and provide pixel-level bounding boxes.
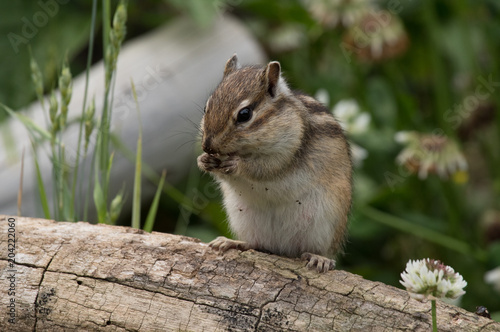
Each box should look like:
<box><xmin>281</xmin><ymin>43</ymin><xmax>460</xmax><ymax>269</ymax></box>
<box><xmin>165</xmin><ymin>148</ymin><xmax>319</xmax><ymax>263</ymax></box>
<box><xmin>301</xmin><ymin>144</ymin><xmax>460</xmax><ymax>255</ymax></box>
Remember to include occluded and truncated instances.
<box><xmin>218</xmin><ymin>172</ymin><xmax>338</xmax><ymax>257</ymax></box>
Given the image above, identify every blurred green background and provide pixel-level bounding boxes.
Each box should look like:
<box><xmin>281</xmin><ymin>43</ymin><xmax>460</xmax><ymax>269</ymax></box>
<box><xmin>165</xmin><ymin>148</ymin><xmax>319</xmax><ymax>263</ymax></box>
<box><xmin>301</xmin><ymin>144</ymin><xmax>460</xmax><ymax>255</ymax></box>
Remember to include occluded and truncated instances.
<box><xmin>1</xmin><ymin>0</ymin><xmax>499</xmax><ymax>319</ymax></box>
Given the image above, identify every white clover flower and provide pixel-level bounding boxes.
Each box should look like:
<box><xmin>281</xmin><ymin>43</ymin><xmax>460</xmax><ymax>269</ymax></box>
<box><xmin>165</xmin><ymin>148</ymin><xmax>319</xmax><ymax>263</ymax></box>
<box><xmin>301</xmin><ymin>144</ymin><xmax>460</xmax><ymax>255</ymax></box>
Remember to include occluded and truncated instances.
<box><xmin>400</xmin><ymin>258</ymin><xmax>467</xmax><ymax>301</ymax></box>
<box><xmin>485</xmin><ymin>267</ymin><xmax>500</xmax><ymax>293</ymax></box>
<box><xmin>395</xmin><ymin>131</ymin><xmax>468</xmax><ymax>182</ymax></box>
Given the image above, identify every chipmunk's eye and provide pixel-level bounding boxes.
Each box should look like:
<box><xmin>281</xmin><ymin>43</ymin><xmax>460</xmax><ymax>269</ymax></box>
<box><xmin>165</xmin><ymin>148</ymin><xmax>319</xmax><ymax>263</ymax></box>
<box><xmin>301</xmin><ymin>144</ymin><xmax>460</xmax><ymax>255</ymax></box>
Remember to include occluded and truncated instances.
<box><xmin>236</xmin><ymin>107</ymin><xmax>252</xmax><ymax>123</ymax></box>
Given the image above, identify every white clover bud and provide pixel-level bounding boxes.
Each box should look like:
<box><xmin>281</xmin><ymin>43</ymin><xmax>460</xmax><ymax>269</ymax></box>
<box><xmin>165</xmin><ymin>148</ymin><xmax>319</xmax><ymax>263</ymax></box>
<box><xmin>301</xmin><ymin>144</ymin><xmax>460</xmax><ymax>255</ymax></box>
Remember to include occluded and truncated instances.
<box><xmin>351</xmin><ymin>143</ymin><xmax>368</xmax><ymax>167</ymax></box>
<box><xmin>394</xmin><ymin>131</ymin><xmax>413</xmax><ymax>144</ymax></box>
<box><xmin>333</xmin><ymin>99</ymin><xmax>360</xmax><ymax>120</ymax></box>
<box><xmin>314</xmin><ymin>89</ymin><xmax>330</xmax><ymax>107</ymax></box>
<box><xmin>351</xmin><ymin>112</ymin><xmax>371</xmax><ymax>134</ymax></box>
<box><xmin>110</xmin><ymin>192</ymin><xmax>124</xmax><ymax>224</ymax></box>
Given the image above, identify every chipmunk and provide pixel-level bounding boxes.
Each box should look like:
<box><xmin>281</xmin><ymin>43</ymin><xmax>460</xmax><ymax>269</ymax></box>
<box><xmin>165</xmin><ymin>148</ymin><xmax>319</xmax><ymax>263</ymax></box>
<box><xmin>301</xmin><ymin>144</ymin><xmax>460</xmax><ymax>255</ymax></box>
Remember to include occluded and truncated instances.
<box><xmin>197</xmin><ymin>55</ymin><xmax>352</xmax><ymax>272</ymax></box>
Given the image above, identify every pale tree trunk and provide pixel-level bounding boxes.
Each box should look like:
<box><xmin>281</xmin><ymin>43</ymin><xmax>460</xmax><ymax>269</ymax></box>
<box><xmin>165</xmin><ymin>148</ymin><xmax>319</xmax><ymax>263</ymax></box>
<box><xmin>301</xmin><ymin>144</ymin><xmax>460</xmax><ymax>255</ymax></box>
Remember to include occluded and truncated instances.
<box><xmin>0</xmin><ymin>215</ymin><xmax>498</xmax><ymax>331</ymax></box>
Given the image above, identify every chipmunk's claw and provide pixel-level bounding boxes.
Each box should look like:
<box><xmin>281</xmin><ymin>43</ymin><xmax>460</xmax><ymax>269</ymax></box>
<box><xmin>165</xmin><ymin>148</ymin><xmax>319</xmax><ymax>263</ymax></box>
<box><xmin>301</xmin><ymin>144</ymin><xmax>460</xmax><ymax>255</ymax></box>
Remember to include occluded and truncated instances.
<box><xmin>209</xmin><ymin>236</ymin><xmax>253</xmax><ymax>253</ymax></box>
<box><xmin>301</xmin><ymin>252</ymin><xmax>336</xmax><ymax>273</ymax></box>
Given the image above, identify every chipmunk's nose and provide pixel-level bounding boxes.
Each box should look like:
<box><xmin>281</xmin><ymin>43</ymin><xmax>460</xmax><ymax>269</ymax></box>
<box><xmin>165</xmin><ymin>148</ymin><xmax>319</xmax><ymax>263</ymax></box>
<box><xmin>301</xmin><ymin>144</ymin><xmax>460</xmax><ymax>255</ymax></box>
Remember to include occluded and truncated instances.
<box><xmin>202</xmin><ymin>137</ymin><xmax>217</xmax><ymax>154</ymax></box>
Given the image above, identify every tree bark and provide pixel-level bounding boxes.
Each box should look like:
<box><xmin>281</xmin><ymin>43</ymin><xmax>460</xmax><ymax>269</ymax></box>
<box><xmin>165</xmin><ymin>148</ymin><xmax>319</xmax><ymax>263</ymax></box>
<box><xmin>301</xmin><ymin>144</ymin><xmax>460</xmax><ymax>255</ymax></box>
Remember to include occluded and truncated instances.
<box><xmin>1</xmin><ymin>215</ymin><xmax>498</xmax><ymax>331</ymax></box>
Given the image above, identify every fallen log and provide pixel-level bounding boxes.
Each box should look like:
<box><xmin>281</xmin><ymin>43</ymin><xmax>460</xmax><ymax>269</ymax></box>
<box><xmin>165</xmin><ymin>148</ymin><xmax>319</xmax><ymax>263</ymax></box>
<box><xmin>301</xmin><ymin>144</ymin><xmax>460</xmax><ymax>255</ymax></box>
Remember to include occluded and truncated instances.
<box><xmin>0</xmin><ymin>215</ymin><xmax>498</xmax><ymax>331</ymax></box>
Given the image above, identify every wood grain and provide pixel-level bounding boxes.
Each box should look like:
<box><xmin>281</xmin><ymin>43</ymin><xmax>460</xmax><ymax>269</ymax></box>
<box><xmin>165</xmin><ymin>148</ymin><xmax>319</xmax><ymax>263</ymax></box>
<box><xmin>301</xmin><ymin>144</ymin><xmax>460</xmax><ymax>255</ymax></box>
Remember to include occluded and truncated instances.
<box><xmin>1</xmin><ymin>215</ymin><xmax>498</xmax><ymax>331</ymax></box>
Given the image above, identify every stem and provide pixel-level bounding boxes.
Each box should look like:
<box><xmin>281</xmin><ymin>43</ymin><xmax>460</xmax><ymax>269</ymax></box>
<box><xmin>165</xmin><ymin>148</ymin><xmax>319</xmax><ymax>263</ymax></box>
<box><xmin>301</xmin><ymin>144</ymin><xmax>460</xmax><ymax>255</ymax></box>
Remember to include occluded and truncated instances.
<box><xmin>50</xmin><ymin>140</ymin><xmax>59</xmax><ymax>221</ymax></box>
<box><xmin>102</xmin><ymin>0</ymin><xmax>111</xmax><ymax>64</ymax></box>
<box><xmin>83</xmin><ymin>145</ymin><xmax>97</xmax><ymax>223</ymax></box>
<box><xmin>60</xmin><ymin>144</ymin><xmax>67</xmax><ymax>220</ymax></box>
<box><xmin>58</xmin><ymin>131</ymin><xmax>65</xmax><ymax>220</ymax></box>
<box><xmin>431</xmin><ymin>300</ymin><xmax>437</xmax><ymax>332</ymax></box>
<box><xmin>99</xmin><ymin>0</ymin><xmax>112</xmax><ymax>193</ymax></box>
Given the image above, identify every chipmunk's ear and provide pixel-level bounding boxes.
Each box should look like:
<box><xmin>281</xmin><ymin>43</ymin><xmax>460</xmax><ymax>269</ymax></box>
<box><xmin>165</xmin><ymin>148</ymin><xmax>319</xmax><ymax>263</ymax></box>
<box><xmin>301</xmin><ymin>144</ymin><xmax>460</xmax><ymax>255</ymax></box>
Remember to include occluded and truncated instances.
<box><xmin>265</xmin><ymin>61</ymin><xmax>289</xmax><ymax>98</ymax></box>
<box><xmin>224</xmin><ymin>54</ymin><xmax>240</xmax><ymax>77</ymax></box>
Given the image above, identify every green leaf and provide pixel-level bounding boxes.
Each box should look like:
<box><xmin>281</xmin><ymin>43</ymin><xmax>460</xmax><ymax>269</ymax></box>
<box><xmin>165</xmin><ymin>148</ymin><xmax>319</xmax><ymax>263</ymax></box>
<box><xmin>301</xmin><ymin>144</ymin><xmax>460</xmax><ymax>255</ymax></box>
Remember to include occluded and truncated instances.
<box><xmin>143</xmin><ymin>170</ymin><xmax>166</xmax><ymax>233</ymax></box>
<box><xmin>131</xmin><ymin>135</ymin><xmax>142</xmax><ymax>229</ymax></box>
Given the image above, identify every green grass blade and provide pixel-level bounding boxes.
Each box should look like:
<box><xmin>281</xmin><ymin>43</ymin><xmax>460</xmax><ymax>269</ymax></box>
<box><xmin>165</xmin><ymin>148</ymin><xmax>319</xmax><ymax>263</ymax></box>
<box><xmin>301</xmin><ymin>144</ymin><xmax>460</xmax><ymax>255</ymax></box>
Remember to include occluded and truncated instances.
<box><xmin>131</xmin><ymin>136</ymin><xmax>142</xmax><ymax>229</ymax></box>
<box><xmin>32</xmin><ymin>143</ymin><xmax>51</xmax><ymax>219</ymax></box>
<box><xmin>1</xmin><ymin>103</ymin><xmax>51</xmax><ymax>141</ymax></box>
<box><xmin>17</xmin><ymin>149</ymin><xmax>25</xmax><ymax>216</ymax></box>
<box><xmin>130</xmin><ymin>79</ymin><xmax>142</xmax><ymax>229</ymax></box>
<box><xmin>93</xmin><ymin>174</ymin><xmax>107</xmax><ymax>223</ymax></box>
<box><xmin>102</xmin><ymin>0</ymin><xmax>111</xmax><ymax>71</ymax></box>
<box><xmin>106</xmin><ymin>152</ymin><xmax>115</xmax><ymax>188</ymax></box>
<box><xmin>81</xmin><ymin>0</ymin><xmax>98</xmax><ymax>115</ymax></box>
<box><xmin>103</xmin><ymin>152</ymin><xmax>115</xmax><ymax>224</ymax></box>
<box><xmin>1</xmin><ymin>123</ymin><xmax>17</xmax><ymax>164</ymax></box>
<box><xmin>143</xmin><ymin>170</ymin><xmax>166</xmax><ymax>233</ymax></box>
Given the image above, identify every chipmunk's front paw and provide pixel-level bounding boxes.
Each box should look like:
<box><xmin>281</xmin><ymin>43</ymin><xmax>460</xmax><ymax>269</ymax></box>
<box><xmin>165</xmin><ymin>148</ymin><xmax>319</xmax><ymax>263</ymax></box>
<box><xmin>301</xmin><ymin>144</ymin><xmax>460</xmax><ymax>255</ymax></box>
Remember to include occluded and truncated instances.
<box><xmin>217</xmin><ymin>155</ymin><xmax>240</xmax><ymax>175</ymax></box>
<box><xmin>301</xmin><ymin>252</ymin><xmax>336</xmax><ymax>273</ymax></box>
<box><xmin>197</xmin><ymin>153</ymin><xmax>240</xmax><ymax>175</ymax></box>
<box><xmin>209</xmin><ymin>236</ymin><xmax>252</xmax><ymax>253</ymax></box>
<box><xmin>197</xmin><ymin>153</ymin><xmax>221</xmax><ymax>172</ymax></box>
